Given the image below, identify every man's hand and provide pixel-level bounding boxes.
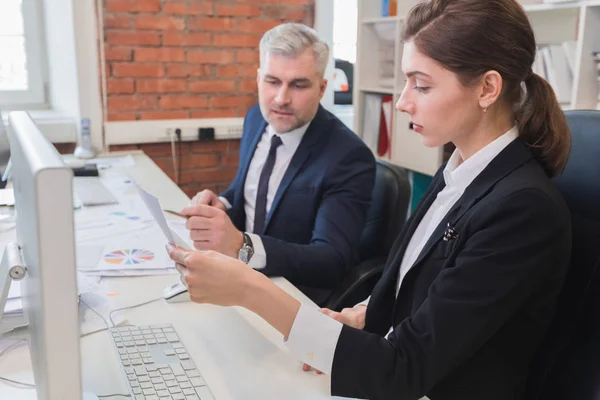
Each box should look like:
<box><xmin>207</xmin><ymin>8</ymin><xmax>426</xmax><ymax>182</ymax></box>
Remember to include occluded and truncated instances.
<box><xmin>180</xmin><ymin>204</ymin><xmax>243</xmax><ymax>258</ymax></box>
<box><xmin>190</xmin><ymin>189</ymin><xmax>227</xmax><ymax>212</ymax></box>
<box><xmin>302</xmin><ymin>305</ymin><xmax>367</xmax><ymax>374</ymax></box>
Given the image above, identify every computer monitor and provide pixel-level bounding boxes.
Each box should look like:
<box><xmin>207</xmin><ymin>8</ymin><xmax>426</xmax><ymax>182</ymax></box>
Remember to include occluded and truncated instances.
<box><xmin>0</xmin><ymin>112</ymin><xmax>11</xmax><ymax>188</ymax></box>
<box><xmin>7</xmin><ymin>111</ymin><xmax>82</xmax><ymax>399</ymax></box>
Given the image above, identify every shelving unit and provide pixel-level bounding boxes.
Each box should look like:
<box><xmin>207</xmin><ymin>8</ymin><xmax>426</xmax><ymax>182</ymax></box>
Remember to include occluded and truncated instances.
<box><xmin>353</xmin><ymin>0</ymin><xmax>600</xmax><ymax>176</ymax></box>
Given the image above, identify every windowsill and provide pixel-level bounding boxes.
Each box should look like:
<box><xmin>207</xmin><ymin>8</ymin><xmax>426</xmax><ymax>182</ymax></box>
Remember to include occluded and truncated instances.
<box><xmin>2</xmin><ymin>109</ymin><xmax>77</xmax><ymax>143</ymax></box>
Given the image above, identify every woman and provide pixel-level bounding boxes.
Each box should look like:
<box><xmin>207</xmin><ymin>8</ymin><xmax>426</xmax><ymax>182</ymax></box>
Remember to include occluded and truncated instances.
<box><xmin>167</xmin><ymin>0</ymin><xmax>572</xmax><ymax>399</ymax></box>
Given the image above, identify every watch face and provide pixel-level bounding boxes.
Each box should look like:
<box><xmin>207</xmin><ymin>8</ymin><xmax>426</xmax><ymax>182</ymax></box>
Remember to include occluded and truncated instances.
<box><xmin>239</xmin><ymin>247</ymin><xmax>250</xmax><ymax>264</ymax></box>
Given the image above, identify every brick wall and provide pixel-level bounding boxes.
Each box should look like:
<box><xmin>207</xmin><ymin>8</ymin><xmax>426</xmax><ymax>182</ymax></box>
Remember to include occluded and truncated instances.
<box><xmin>103</xmin><ymin>0</ymin><xmax>314</xmax><ymax>196</ymax></box>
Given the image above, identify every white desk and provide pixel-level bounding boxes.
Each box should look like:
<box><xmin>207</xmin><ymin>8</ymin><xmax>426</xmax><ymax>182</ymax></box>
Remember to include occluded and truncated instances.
<box><xmin>0</xmin><ymin>151</ymin><xmax>338</xmax><ymax>400</ymax></box>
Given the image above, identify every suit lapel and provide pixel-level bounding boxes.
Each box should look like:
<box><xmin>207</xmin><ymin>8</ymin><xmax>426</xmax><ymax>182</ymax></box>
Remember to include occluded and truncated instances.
<box><xmin>262</xmin><ymin>105</ymin><xmax>328</xmax><ymax>233</ymax></box>
<box><xmin>408</xmin><ymin>139</ymin><xmax>534</xmax><ymax>270</ymax></box>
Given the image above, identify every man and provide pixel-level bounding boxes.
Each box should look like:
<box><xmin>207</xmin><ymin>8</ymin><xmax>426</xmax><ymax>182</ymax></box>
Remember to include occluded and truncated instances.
<box><xmin>180</xmin><ymin>23</ymin><xmax>375</xmax><ymax>305</ymax></box>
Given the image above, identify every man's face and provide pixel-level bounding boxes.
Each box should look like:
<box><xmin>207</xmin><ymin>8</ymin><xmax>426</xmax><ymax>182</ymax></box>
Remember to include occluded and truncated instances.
<box><xmin>257</xmin><ymin>49</ymin><xmax>327</xmax><ymax>134</ymax></box>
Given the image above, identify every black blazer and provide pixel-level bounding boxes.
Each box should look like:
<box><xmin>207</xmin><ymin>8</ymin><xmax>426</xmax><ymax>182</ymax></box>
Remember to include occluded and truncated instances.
<box><xmin>330</xmin><ymin>139</ymin><xmax>571</xmax><ymax>400</ymax></box>
<box><xmin>221</xmin><ymin>104</ymin><xmax>376</xmax><ymax>304</ymax></box>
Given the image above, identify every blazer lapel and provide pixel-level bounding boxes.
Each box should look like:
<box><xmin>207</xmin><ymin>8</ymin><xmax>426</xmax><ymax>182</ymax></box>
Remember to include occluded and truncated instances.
<box><xmin>408</xmin><ymin>139</ymin><xmax>535</xmax><ymax>270</ymax></box>
<box><xmin>262</xmin><ymin>106</ymin><xmax>327</xmax><ymax>233</ymax></box>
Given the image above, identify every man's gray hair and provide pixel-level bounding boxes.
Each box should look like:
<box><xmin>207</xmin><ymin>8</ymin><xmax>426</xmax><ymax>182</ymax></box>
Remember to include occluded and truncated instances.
<box><xmin>259</xmin><ymin>23</ymin><xmax>330</xmax><ymax>77</ymax></box>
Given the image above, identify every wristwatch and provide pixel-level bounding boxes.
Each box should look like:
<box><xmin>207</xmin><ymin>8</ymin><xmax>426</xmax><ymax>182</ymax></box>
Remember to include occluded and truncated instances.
<box><xmin>238</xmin><ymin>233</ymin><xmax>254</xmax><ymax>264</ymax></box>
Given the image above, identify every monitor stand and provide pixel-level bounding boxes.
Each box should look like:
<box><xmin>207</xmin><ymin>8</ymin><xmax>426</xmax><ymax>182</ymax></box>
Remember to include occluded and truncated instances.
<box><xmin>0</xmin><ymin>243</ymin><xmax>26</xmax><ymax>327</ymax></box>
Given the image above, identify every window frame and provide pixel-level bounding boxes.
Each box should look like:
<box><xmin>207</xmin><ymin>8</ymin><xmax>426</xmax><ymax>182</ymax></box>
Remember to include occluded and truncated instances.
<box><xmin>0</xmin><ymin>0</ymin><xmax>48</xmax><ymax>109</ymax></box>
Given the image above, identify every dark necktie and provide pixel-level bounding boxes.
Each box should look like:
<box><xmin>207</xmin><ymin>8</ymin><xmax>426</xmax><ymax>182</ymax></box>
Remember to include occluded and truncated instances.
<box><xmin>253</xmin><ymin>134</ymin><xmax>283</xmax><ymax>234</ymax></box>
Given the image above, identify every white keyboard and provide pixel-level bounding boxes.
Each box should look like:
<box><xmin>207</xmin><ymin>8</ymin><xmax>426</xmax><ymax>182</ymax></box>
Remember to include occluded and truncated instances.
<box><xmin>109</xmin><ymin>324</ymin><xmax>214</xmax><ymax>400</ymax></box>
<box><xmin>73</xmin><ymin>177</ymin><xmax>118</xmax><ymax>206</ymax></box>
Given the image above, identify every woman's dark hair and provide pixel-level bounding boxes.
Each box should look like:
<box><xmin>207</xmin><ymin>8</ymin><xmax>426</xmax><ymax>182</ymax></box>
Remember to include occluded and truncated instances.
<box><xmin>403</xmin><ymin>0</ymin><xmax>571</xmax><ymax>176</ymax></box>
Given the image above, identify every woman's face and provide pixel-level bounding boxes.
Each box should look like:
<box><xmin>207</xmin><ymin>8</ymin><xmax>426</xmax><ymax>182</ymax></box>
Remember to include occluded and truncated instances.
<box><xmin>396</xmin><ymin>42</ymin><xmax>483</xmax><ymax>148</ymax></box>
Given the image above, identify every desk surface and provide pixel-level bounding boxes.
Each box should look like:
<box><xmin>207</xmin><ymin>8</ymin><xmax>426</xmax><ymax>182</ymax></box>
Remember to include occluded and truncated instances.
<box><xmin>0</xmin><ymin>151</ymin><xmax>337</xmax><ymax>400</ymax></box>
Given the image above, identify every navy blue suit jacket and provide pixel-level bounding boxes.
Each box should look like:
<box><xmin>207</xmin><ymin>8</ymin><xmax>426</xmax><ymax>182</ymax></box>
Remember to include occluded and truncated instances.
<box><xmin>221</xmin><ymin>104</ymin><xmax>376</xmax><ymax>304</ymax></box>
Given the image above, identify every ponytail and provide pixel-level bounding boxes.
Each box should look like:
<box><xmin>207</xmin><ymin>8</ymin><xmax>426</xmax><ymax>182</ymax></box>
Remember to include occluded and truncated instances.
<box><xmin>517</xmin><ymin>73</ymin><xmax>571</xmax><ymax>177</ymax></box>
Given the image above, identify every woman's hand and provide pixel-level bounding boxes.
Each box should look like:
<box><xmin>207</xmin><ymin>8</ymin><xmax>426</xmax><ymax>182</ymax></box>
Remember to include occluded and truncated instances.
<box><xmin>166</xmin><ymin>244</ymin><xmax>251</xmax><ymax>306</ymax></box>
<box><xmin>302</xmin><ymin>304</ymin><xmax>367</xmax><ymax>374</ymax></box>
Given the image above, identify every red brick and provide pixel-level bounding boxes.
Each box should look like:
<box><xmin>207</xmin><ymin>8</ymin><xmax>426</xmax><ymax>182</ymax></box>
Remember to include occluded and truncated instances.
<box><xmin>54</xmin><ymin>143</ymin><xmax>77</xmax><ymax>154</ymax></box>
<box><xmin>162</xmin><ymin>32</ymin><xmax>212</xmax><ymax>46</ymax></box>
<box><xmin>262</xmin><ymin>5</ymin><xmax>286</xmax><ymax>19</ymax></box>
<box><xmin>162</xmin><ymin>2</ymin><xmax>187</xmax><ymax>15</ymax></box>
<box><xmin>237</xmin><ymin>19</ymin><xmax>279</xmax><ymax>34</ymax></box>
<box><xmin>187</xmin><ymin>50</ymin><xmax>235</xmax><ymax>64</ymax></box>
<box><xmin>104</xmin><ymin>46</ymin><xmax>133</xmax><ymax>61</ymax></box>
<box><xmin>213</xmin><ymin>34</ymin><xmax>260</xmax><ymax>48</ymax></box>
<box><xmin>134</xmin><ymin>16</ymin><xmax>185</xmax><ymax>31</ymax></box>
<box><xmin>217</xmin><ymin>64</ymin><xmax>257</xmax><ymax>78</ymax></box>
<box><xmin>153</xmin><ymin>156</ymin><xmax>175</xmax><ymax>173</ymax></box>
<box><xmin>192</xmin><ymin>168</ymin><xmax>238</xmax><ymax>183</ymax></box>
<box><xmin>189</xmin><ymin>3</ymin><xmax>214</xmax><ymax>15</ymax></box>
<box><xmin>284</xmin><ymin>7</ymin><xmax>307</xmax><ymax>21</ymax></box>
<box><xmin>141</xmin><ymin>144</ymin><xmax>175</xmax><ymax>157</ymax></box>
<box><xmin>136</xmin><ymin>79</ymin><xmax>187</xmax><ymax>93</ymax></box>
<box><xmin>134</xmin><ymin>48</ymin><xmax>185</xmax><ymax>62</ymax></box>
<box><xmin>182</xmin><ymin>185</ymin><xmax>202</xmax><ymax>199</ymax></box>
<box><xmin>228</xmin><ymin>140</ymin><xmax>241</xmax><ymax>152</ymax></box>
<box><xmin>238</xmin><ymin>0</ymin><xmax>279</xmax><ymax>3</ymax></box>
<box><xmin>239</xmin><ymin>79</ymin><xmax>257</xmax><ymax>92</ymax></box>
<box><xmin>210</xmin><ymin>95</ymin><xmax>255</xmax><ymax>108</ymax></box>
<box><xmin>191</xmin><ymin>140</ymin><xmax>229</xmax><ymax>153</ymax></box>
<box><xmin>107</xmin><ymin>111</ymin><xmax>137</xmax><ymax>121</ymax></box>
<box><xmin>106</xmin><ymin>31</ymin><xmax>160</xmax><ymax>46</ymax></box>
<box><xmin>221</xmin><ymin>153</ymin><xmax>239</xmax><ymax>167</ymax></box>
<box><xmin>236</xmin><ymin>49</ymin><xmax>259</xmax><ymax>64</ymax></box>
<box><xmin>108</xmin><ymin>95</ymin><xmax>158</xmax><ymax>110</ymax></box>
<box><xmin>284</xmin><ymin>0</ymin><xmax>313</xmax><ymax>5</ymax></box>
<box><xmin>179</xmin><ymin>171</ymin><xmax>194</xmax><ymax>186</ymax></box>
<box><xmin>104</xmin><ymin>15</ymin><xmax>132</xmax><ymax>28</ymax></box>
<box><xmin>107</xmin><ymin>78</ymin><xmax>135</xmax><ymax>94</ymax></box>
<box><xmin>112</xmin><ymin>63</ymin><xmax>164</xmax><ymax>77</ymax></box>
<box><xmin>166</xmin><ymin>64</ymin><xmax>213</xmax><ymax>77</ymax></box>
<box><xmin>181</xmin><ymin>154</ymin><xmax>219</xmax><ymax>169</ymax></box>
<box><xmin>189</xmin><ymin>17</ymin><xmax>237</xmax><ymax>32</ymax></box>
<box><xmin>139</xmin><ymin>111</ymin><xmax>190</xmax><ymax>120</ymax></box>
<box><xmin>215</xmin><ymin>4</ymin><xmax>261</xmax><ymax>17</ymax></box>
<box><xmin>159</xmin><ymin>95</ymin><xmax>209</xmax><ymax>109</ymax></box>
<box><xmin>190</xmin><ymin>109</ymin><xmax>239</xmax><ymax>119</ymax></box>
<box><xmin>189</xmin><ymin>80</ymin><xmax>236</xmax><ymax>93</ymax></box>
<box><xmin>105</xmin><ymin>0</ymin><xmax>160</xmax><ymax>13</ymax></box>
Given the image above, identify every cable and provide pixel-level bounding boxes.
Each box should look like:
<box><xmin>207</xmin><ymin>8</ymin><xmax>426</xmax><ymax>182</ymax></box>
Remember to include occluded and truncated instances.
<box><xmin>0</xmin><ymin>376</ymin><xmax>35</xmax><ymax>388</ymax></box>
<box><xmin>97</xmin><ymin>394</ymin><xmax>130</xmax><ymax>398</ymax></box>
<box><xmin>175</xmin><ymin>128</ymin><xmax>182</xmax><ymax>186</ymax></box>
<box><xmin>79</xmin><ymin>297</ymin><xmax>111</xmax><ymax>329</ymax></box>
<box><xmin>108</xmin><ymin>297</ymin><xmax>163</xmax><ymax>328</ymax></box>
<box><xmin>170</xmin><ymin>129</ymin><xmax>178</xmax><ymax>184</ymax></box>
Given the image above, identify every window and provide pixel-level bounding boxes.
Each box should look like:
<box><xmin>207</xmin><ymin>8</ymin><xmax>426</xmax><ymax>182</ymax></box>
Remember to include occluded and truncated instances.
<box><xmin>0</xmin><ymin>0</ymin><xmax>47</xmax><ymax>108</ymax></box>
<box><xmin>333</xmin><ymin>0</ymin><xmax>358</xmax><ymax>64</ymax></box>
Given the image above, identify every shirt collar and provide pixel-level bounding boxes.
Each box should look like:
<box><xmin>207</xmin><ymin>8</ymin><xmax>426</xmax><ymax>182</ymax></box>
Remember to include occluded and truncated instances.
<box><xmin>266</xmin><ymin>122</ymin><xmax>311</xmax><ymax>152</ymax></box>
<box><xmin>443</xmin><ymin>125</ymin><xmax>519</xmax><ymax>191</ymax></box>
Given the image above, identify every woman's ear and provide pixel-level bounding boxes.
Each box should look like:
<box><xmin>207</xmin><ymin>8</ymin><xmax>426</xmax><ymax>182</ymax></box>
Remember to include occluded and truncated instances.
<box><xmin>478</xmin><ymin>70</ymin><xmax>503</xmax><ymax>110</ymax></box>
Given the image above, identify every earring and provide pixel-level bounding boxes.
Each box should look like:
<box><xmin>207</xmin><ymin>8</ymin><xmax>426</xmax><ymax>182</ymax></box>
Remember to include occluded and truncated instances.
<box><xmin>483</xmin><ymin>107</ymin><xmax>487</xmax><ymax>114</ymax></box>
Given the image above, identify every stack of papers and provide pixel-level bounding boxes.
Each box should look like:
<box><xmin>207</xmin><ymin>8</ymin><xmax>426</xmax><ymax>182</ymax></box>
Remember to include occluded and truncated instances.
<box><xmin>74</xmin><ymin>174</ymin><xmax>192</xmax><ymax>278</ymax></box>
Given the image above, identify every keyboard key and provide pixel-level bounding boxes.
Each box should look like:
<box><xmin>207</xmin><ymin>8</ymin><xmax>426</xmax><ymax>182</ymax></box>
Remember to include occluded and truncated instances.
<box><xmin>132</xmin><ymin>387</ymin><xmax>142</xmax><ymax>395</ymax></box>
<box><xmin>159</xmin><ymin>367</ymin><xmax>172</xmax><ymax>375</ymax></box>
<box><xmin>143</xmin><ymin>388</ymin><xmax>156</xmax><ymax>396</ymax></box>
<box><xmin>154</xmin><ymin>383</ymin><xmax>167</xmax><ymax>391</ymax></box>
<box><xmin>186</xmin><ymin>370</ymin><xmax>201</xmax><ymax>378</ymax></box>
<box><xmin>128</xmin><ymin>374</ymin><xmax>137</xmax><ymax>381</ymax></box>
<box><xmin>170</xmin><ymin>386</ymin><xmax>182</xmax><ymax>394</ymax></box>
<box><xmin>149</xmin><ymin>371</ymin><xmax>161</xmax><ymax>378</ymax></box>
<box><xmin>176</xmin><ymin>376</ymin><xmax>189</xmax><ymax>383</ymax></box>
<box><xmin>165</xmin><ymin>380</ymin><xmax>179</xmax><ymax>388</ymax></box>
<box><xmin>147</xmin><ymin>366</ymin><xmax>159</xmax><ymax>372</ymax></box>
<box><xmin>139</xmin><ymin>376</ymin><xmax>150</xmax><ymax>383</ymax></box>
<box><xmin>173</xmin><ymin>343</ymin><xmax>184</xmax><ymax>349</ymax></box>
<box><xmin>157</xmin><ymin>338</ymin><xmax>168</xmax><ymax>344</ymax></box>
<box><xmin>180</xmin><ymin>382</ymin><xmax>192</xmax><ymax>389</ymax></box>
<box><xmin>125</xmin><ymin>367</ymin><xmax>135</xmax><ymax>375</ymax></box>
<box><xmin>175</xmin><ymin>348</ymin><xmax>186</xmax><ymax>354</ymax></box>
<box><xmin>157</xmin><ymin>389</ymin><xmax>170</xmax><ymax>397</ymax></box>
<box><xmin>166</xmin><ymin>334</ymin><xmax>179</xmax><ymax>342</ymax></box>
<box><xmin>131</xmin><ymin>381</ymin><xmax>140</xmax><ymax>388</ymax></box>
<box><xmin>171</xmin><ymin>364</ymin><xmax>185</xmax><ymax>376</ymax></box>
<box><xmin>140</xmin><ymin>382</ymin><xmax>153</xmax><ymax>389</ymax></box>
<box><xmin>146</xmin><ymin>339</ymin><xmax>158</xmax><ymax>345</ymax></box>
<box><xmin>163</xmin><ymin>374</ymin><xmax>176</xmax><ymax>381</ymax></box>
<box><xmin>143</xmin><ymin>358</ymin><xmax>154</xmax><ymax>364</ymax></box>
<box><xmin>178</xmin><ymin>353</ymin><xmax>190</xmax><ymax>360</ymax></box>
<box><xmin>182</xmin><ymin>388</ymin><xmax>196</xmax><ymax>396</ymax></box>
<box><xmin>189</xmin><ymin>377</ymin><xmax>205</xmax><ymax>387</ymax></box>
<box><xmin>185</xmin><ymin>396</ymin><xmax>199</xmax><ymax>400</ymax></box>
<box><xmin>146</xmin><ymin>396</ymin><xmax>159</xmax><ymax>400</ymax></box>
<box><xmin>151</xmin><ymin>377</ymin><xmax>163</xmax><ymax>385</ymax></box>
<box><xmin>164</xmin><ymin>349</ymin><xmax>176</xmax><ymax>356</ymax></box>
<box><xmin>132</xmin><ymin>359</ymin><xmax>143</xmax><ymax>366</ymax></box>
<box><xmin>173</xmin><ymin>394</ymin><xmax>186</xmax><ymax>400</ymax></box>
<box><xmin>195</xmin><ymin>387</ymin><xmax>215</xmax><ymax>400</ymax></box>
<box><xmin>181</xmin><ymin>361</ymin><xmax>196</xmax><ymax>370</ymax></box>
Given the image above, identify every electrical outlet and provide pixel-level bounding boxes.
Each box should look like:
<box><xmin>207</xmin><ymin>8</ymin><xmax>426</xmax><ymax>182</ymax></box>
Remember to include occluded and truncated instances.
<box><xmin>215</xmin><ymin>124</ymin><xmax>244</xmax><ymax>139</ymax></box>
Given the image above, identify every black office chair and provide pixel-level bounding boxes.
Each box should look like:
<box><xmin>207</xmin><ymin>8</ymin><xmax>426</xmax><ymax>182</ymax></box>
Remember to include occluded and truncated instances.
<box><xmin>526</xmin><ymin>110</ymin><xmax>600</xmax><ymax>400</ymax></box>
<box><xmin>325</xmin><ymin>159</ymin><xmax>411</xmax><ymax>311</ymax></box>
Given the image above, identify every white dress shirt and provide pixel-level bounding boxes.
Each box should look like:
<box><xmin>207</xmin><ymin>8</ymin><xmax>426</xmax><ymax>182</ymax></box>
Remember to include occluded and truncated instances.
<box><xmin>220</xmin><ymin>123</ymin><xmax>309</xmax><ymax>269</ymax></box>
<box><xmin>285</xmin><ymin>126</ymin><xmax>519</xmax><ymax>377</ymax></box>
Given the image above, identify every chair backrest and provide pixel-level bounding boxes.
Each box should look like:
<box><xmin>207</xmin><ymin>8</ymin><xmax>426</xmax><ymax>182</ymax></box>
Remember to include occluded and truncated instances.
<box><xmin>358</xmin><ymin>159</ymin><xmax>411</xmax><ymax>262</ymax></box>
<box><xmin>527</xmin><ymin>110</ymin><xmax>600</xmax><ymax>400</ymax></box>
